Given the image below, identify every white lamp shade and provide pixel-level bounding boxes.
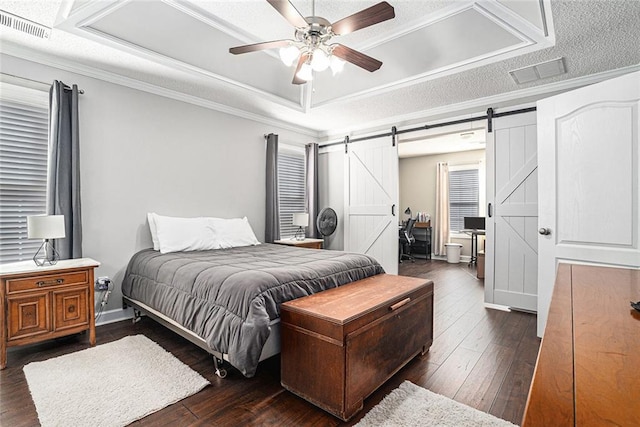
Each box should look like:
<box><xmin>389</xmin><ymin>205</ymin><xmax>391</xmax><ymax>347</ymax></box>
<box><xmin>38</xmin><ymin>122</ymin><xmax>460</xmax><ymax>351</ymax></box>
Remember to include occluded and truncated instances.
<box><xmin>279</xmin><ymin>45</ymin><xmax>300</xmax><ymax>67</ymax></box>
<box><xmin>27</xmin><ymin>215</ymin><xmax>66</xmax><ymax>239</ymax></box>
<box><xmin>296</xmin><ymin>62</ymin><xmax>313</xmax><ymax>81</ymax></box>
<box><xmin>292</xmin><ymin>213</ymin><xmax>309</xmax><ymax>227</ymax></box>
<box><xmin>330</xmin><ymin>56</ymin><xmax>345</xmax><ymax>75</ymax></box>
<box><xmin>311</xmin><ymin>49</ymin><xmax>330</xmax><ymax>72</ymax></box>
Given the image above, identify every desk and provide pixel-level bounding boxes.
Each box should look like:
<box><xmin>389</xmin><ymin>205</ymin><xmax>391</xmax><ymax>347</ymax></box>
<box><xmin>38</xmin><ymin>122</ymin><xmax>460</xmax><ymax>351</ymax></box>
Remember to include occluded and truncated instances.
<box><xmin>412</xmin><ymin>224</ymin><xmax>432</xmax><ymax>259</ymax></box>
<box><xmin>461</xmin><ymin>229</ymin><xmax>485</xmax><ymax>265</ymax></box>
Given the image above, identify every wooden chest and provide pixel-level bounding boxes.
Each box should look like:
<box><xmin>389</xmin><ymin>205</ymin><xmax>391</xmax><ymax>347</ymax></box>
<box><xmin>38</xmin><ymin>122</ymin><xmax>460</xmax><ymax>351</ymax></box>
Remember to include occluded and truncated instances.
<box><xmin>280</xmin><ymin>274</ymin><xmax>434</xmax><ymax>421</ymax></box>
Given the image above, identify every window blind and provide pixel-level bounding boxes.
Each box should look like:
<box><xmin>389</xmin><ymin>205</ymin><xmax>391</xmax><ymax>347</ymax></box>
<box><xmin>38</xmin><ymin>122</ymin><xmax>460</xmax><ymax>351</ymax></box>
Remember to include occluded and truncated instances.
<box><xmin>0</xmin><ymin>99</ymin><xmax>49</xmax><ymax>263</ymax></box>
<box><xmin>449</xmin><ymin>168</ymin><xmax>479</xmax><ymax>233</ymax></box>
<box><xmin>278</xmin><ymin>151</ymin><xmax>305</xmax><ymax>238</ymax></box>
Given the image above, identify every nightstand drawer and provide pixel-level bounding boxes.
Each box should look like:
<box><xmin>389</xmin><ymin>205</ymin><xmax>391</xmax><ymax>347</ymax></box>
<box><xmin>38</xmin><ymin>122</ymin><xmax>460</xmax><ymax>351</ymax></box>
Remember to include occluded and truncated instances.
<box><xmin>53</xmin><ymin>286</ymin><xmax>89</xmax><ymax>331</ymax></box>
<box><xmin>6</xmin><ymin>270</ymin><xmax>89</xmax><ymax>294</ymax></box>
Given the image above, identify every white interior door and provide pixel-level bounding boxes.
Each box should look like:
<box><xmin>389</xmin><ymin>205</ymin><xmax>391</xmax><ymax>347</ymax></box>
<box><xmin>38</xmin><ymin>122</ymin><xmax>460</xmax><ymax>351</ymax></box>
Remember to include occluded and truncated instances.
<box><xmin>537</xmin><ymin>71</ymin><xmax>640</xmax><ymax>336</ymax></box>
<box><xmin>486</xmin><ymin>111</ymin><xmax>538</xmax><ymax>312</ymax></box>
<box><xmin>345</xmin><ymin>136</ymin><xmax>399</xmax><ymax>275</ymax></box>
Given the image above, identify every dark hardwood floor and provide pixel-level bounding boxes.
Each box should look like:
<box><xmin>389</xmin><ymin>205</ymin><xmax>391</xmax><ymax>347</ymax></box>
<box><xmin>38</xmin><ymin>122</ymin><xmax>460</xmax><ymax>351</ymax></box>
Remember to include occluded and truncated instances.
<box><xmin>0</xmin><ymin>260</ymin><xmax>539</xmax><ymax>426</ymax></box>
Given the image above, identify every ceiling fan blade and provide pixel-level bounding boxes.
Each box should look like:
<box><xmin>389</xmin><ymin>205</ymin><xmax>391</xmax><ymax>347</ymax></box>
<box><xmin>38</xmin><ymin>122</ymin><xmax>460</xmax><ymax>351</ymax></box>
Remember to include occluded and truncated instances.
<box><xmin>229</xmin><ymin>40</ymin><xmax>291</xmax><ymax>55</ymax></box>
<box><xmin>332</xmin><ymin>44</ymin><xmax>382</xmax><ymax>72</ymax></box>
<box><xmin>331</xmin><ymin>1</ymin><xmax>395</xmax><ymax>35</ymax></box>
<box><xmin>267</xmin><ymin>0</ymin><xmax>308</xmax><ymax>28</ymax></box>
<box><xmin>292</xmin><ymin>53</ymin><xmax>309</xmax><ymax>85</ymax></box>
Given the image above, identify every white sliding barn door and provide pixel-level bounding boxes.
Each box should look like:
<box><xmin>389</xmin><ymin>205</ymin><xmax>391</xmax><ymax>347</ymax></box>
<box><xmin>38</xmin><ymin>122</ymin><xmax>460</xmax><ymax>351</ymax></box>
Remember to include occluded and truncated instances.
<box><xmin>537</xmin><ymin>71</ymin><xmax>640</xmax><ymax>336</ymax></box>
<box><xmin>345</xmin><ymin>136</ymin><xmax>399</xmax><ymax>275</ymax></box>
<box><xmin>486</xmin><ymin>111</ymin><xmax>538</xmax><ymax>312</ymax></box>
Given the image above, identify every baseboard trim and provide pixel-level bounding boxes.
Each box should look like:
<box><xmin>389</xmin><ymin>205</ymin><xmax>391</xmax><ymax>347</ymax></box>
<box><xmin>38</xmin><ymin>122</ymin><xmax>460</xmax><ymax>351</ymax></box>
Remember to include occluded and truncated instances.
<box><xmin>484</xmin><ymin>303</ymin><xmax>512</xmax><ymax>312</ymax></box>
<box><xmin>95</xmin><ymin>307</ymin><xmax>134</xmax><ymax>326</ymax></box>
<box><xmin>429</xmin><ymin>254</ymin><xmax>472</xmax><ymax>263</ymax></box>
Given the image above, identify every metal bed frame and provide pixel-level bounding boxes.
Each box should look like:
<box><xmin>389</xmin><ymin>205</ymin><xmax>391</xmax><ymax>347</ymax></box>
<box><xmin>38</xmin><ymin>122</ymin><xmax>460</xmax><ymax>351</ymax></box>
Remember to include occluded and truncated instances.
<box><xmin>122</xmin><ymin>295</ymin><xmax>281</xmax><ymax>378</ymax></box>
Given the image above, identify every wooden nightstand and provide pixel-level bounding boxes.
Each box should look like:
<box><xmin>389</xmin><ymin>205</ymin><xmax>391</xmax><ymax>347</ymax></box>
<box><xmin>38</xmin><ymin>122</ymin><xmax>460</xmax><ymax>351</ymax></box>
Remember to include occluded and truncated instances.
<box><xmin>273</xmin><ymin>238</ymin><xmax>324</xmax><ymax>249</ymax></box>
<box><xmin>0</xmin><ymin>258</ymin><xmax>100</xmax><ymax>369</ymax></box>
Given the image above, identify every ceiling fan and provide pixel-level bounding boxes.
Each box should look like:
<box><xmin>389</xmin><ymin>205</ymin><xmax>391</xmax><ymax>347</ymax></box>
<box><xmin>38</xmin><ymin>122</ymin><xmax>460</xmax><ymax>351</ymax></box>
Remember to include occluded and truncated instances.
<box><xmin>229</xmin><ymin>0</ymin><xmax>395</xmax><ymax>85</ymax></box>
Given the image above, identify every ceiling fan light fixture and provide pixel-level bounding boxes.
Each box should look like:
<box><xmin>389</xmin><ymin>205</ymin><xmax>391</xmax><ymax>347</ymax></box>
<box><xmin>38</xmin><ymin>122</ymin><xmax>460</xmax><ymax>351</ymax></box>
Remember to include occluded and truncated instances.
<box><xmin>279</xmin><ymin>44</ymin><xmax>300</xmax><ymax>67</ymax></box>
<box><xmin>329</xmin><ymin>55</ymin><xmax>345</xmax><ymax>75</ymax></box>
<box><xmin>296</xmin><ymin>62</ymin><xmax>313</xmax><ymax>81</ymax></box>
<box><xmin>310</xmin><ymin>49</ymin><xmax>330</xmax><ymax>72</ymax></box>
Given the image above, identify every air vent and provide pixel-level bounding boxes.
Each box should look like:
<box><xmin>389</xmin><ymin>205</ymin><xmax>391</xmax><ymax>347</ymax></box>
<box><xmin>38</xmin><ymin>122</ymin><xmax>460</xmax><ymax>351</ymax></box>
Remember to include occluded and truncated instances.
<box><xmin>509</xmin><ymin>58</ymin><xmax>566</xmax><ymax>84</ymax></box>
<box><xmin>0</xmin><ymin>10</ymin><xmax>50</xmax><ymax>39</ymax></box>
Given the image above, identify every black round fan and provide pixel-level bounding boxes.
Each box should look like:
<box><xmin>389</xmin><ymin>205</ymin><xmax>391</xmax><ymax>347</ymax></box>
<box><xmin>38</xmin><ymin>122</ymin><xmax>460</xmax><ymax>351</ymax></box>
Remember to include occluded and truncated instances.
<box><xmin>316</xmin><ymin>207</ymin><xmax>338</xmax><ymax>239</ymax></box>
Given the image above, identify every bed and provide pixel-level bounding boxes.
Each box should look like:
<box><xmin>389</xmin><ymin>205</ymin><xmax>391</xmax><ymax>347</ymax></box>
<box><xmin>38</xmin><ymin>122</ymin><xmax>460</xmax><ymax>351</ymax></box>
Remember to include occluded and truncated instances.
<box><xmin>121</xmin><ymin>243</ymin><xmax>384</xmax><ymax>377</ymax></box>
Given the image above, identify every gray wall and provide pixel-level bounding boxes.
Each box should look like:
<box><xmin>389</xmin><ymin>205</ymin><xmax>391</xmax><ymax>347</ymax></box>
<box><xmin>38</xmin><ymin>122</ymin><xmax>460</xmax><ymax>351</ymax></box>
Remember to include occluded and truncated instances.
<box><xmin>1</xmin><ymin>54</ymin><xmax>312</xmax><ymax>315</ymax></box>
<box><xmin>399</xmin><ymin>149</ymin><xmax>485</xmax><ymax>256</ymax></box>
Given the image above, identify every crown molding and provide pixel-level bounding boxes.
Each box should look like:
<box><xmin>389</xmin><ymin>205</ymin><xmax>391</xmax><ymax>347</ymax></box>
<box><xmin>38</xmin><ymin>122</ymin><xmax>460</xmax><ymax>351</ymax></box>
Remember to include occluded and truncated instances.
<box><xmin>0</xmin><ymin>43</ymin><xmax>319</xmax><ymax>138</ymax></box>
<box><xmin>319</xmin><ymin>64</ymin><xmax>640</xmax><ymax>140</ymax></box>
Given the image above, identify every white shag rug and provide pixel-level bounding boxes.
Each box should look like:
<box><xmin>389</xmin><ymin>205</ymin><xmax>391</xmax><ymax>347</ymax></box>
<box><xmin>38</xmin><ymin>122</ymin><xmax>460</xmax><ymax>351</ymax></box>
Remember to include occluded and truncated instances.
<box><xmin>23</xmin><ymin>335</ymin><xmax>209</xmax><ymax>427</ymax></box>
<box><xmin>356</xmin><ymin>381</ymin><xmax>518</xmax><ymax>427</ymax></box>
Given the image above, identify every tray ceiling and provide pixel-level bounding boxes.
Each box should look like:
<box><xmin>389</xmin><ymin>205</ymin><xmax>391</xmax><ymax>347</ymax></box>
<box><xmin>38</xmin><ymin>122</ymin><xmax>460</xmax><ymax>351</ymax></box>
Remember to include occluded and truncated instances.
<box><xmin>58</xmin><ymin>0</ymin><xmax>552</xmax><ymax>111</ymax></box>
<box><xmin>1</xmin><ymin>1</ymin><xmax>639</xmax><ymax>135</ymax></box>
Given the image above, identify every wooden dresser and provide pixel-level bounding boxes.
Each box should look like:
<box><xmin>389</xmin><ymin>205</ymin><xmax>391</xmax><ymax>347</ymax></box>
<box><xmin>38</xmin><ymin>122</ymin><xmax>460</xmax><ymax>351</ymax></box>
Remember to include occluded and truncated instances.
<box><xmin>280</xmin><ymin>274</ymin><xmax>434</xmax><ymax>421</ymax></box>
<box><xmin>0</xmin><ymin>258</ymin><xmax>100</xmax><ymax>369</ymax></box>
<box><xmin>522</xmin><ymin>263</ymin><xmax>640</xmax><ymax>426</ymax></box>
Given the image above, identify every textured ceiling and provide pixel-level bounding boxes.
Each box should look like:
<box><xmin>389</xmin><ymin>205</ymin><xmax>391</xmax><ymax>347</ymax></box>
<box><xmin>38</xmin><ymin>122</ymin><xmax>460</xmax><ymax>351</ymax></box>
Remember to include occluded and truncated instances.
<box><xmin>0</xmin><ymin>0</ymin><xmax>639</xmax><ymax>137</ymax></box>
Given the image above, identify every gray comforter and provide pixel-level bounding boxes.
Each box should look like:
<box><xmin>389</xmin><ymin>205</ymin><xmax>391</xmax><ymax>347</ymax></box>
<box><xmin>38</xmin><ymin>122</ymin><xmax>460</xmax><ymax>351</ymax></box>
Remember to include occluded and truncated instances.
<box><xmin>121</xmin><ymin>244</ymin><xmax>384</xmax><ymax>377</ymax></box>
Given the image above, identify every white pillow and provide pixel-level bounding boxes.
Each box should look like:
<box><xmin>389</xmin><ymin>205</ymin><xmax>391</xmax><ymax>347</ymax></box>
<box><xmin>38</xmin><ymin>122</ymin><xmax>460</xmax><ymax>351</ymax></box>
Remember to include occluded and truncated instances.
<box><xmin>147</xmin><ymin>213</ymin><xmax>160</xmax><ymax>251</ymax></box>
<box><xmin>209</xmin><ymin>217</ymin><xmax>260</xmax><ymax>248</ymax></box>
<box><xmin>154</xmin><ymin>215</ymin><xmax>219</xmax><ymax>254</ymax></box>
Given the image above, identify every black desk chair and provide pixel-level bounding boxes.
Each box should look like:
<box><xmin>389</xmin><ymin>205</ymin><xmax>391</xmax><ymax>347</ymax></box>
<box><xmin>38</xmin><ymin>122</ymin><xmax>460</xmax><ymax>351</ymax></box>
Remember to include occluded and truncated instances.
<box><xmin>399</xmin><ymin>218</ymin><xmax>416</xmax><ymax>263</ymax></box>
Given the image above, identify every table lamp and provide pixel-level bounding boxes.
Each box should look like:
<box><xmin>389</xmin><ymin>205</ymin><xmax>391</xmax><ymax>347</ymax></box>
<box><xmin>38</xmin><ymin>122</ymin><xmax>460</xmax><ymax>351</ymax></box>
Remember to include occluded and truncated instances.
<box><xmin>292</xmin><ymin>213</ymin><xmax>309</xmax><ymax>241</ymax></box>
<box><xmin>27</xmin><ymin>215</ymin><xmax>65</xmax><ymax>266</ymax></box>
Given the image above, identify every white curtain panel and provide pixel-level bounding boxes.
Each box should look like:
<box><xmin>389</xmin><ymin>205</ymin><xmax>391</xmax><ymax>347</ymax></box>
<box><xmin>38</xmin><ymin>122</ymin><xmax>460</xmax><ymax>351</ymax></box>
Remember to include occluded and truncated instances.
<box><xmin>434</xmin><ymin>162</ymin><xmax>450</xmax><ymax>255</ymax></box>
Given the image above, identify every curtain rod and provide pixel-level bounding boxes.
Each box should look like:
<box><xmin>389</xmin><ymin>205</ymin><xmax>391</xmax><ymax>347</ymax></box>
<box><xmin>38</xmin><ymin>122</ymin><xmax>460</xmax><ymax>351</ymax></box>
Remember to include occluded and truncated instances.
<box><xmin>318</xmin><ymin>106</ymin><xmax>537</xmax><ymax>148</ymax></box>
<box><xmin>0</xmin><ymin>73</ymin><xmax>85</xmax><ymax>94</ymax></box>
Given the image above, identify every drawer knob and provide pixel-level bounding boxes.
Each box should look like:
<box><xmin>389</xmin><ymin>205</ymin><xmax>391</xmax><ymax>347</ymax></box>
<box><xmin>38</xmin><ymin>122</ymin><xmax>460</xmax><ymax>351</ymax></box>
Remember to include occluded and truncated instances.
<box><xmin>68</xmin><ymin>305</ymin><xmax>76</xmax><ymax>313</ymax></box>
<box><xmin>37</xmin><ymin>278</ymin><xmax>64</xmax><ymax>287</ymax></box>
<box><xmin>390</xmin><ymin>297</ymin><xmax>411</xmax><ymax>311</ymax></box>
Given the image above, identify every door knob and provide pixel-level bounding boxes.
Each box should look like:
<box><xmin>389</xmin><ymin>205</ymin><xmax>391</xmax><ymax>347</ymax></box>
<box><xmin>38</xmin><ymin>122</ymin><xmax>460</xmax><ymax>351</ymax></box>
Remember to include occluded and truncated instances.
<box><xmin>538</xmin><ymin>227</ymin><xmax>551</xmax><ymax>235</ymax></box>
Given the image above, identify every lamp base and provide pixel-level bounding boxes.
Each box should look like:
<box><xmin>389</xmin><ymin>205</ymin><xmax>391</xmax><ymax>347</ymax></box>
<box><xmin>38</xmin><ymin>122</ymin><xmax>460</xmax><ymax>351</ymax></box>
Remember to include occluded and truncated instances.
<box><xmin>33</xmin><ymin>239</ymin><xmax>60</xmax><ymax>266</ymax></box>
<box><xmin>294</xmin><ymin>227</ymin><xmax>306</xmax><ymax>241</ymax></box>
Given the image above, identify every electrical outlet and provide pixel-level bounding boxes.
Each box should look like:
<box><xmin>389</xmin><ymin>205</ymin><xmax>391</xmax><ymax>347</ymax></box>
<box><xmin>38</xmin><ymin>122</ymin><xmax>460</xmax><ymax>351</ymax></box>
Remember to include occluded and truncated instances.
<box><xmin>96</xmin><ymin>276</ymin><xmax>111</xmax><ymax>291</ymax></box>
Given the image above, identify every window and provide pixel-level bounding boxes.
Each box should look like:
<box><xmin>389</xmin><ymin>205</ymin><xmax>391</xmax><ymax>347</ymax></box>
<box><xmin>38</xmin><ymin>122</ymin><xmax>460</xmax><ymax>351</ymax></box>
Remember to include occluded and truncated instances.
<box><xmin>449</xmin><ymin>168</ymin><xmax>479</xmax><ymax>233</ymax></box>
<box><xmin>0</xmin><ymin>84</ymin><xmax>49</xmax><ymax>263</ymax></box>
<box><xmin>278</xmin><ymin>147</ymin><xmax>305</xmax><ymax>238</ymax></box>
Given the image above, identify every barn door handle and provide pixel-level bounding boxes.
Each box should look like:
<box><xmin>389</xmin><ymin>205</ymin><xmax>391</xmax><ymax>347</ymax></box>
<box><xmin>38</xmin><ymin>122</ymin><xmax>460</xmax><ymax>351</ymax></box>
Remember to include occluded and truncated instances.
<box><xmin>487</xmin><ymin>203</ymin><xmax>493</xmax><ymax>218</ymax></box>
<box><xmin>392</xmin><ymin>204</ymin><xmax>396</xmax><ymax>216</ymax></box>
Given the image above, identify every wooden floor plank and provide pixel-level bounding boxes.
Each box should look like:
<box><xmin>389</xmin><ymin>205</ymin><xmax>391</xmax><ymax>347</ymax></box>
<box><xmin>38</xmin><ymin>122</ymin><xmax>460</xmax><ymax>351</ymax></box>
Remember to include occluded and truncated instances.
<box><xmin>0</xmin><ymin>260</ymin><xmax>539</xmax><ymax>426</ymax></box>
<box><xmin>454</xmin><ymin>342</ymin><xmax>516</xmax><ymax>412</ymax></box>
<box><xmin>423</xmin><ymin>346</ymin><xmax>483</xmax><ymax>398</ymax></box>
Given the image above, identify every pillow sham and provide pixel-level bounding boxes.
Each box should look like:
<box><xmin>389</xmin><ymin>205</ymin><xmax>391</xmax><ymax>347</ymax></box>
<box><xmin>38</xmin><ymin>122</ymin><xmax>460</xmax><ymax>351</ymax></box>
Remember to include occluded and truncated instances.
<box><xmin>209</xmin><ymin>217</ymin><xmax>260</xmax><ymax>248</ymax></box>
<box><xmin>147</xmin><ymin>212</ymin><xmax>160</xmax><ymax>251</ymax></box>
<box><xmin>154</xmin><ymin>214</ymin><xmax>219</xmax><ymax>254</ymax></box>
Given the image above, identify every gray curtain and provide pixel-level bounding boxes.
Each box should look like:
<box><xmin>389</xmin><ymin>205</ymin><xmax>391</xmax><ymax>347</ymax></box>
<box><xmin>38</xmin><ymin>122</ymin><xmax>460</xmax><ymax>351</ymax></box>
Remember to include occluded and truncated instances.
<box><xmin>48</xmin><ymin>81</ymin><xmax>82</xmax><ymax>259</ymax></box>
<box><xmin>305</xmin><ymin>142</ymin><xmax>319</xmax><ymax>238</ymax></box>
<box><xmin>265</xmin><ymin>133</ymin><xmax>280</xmax><ymax>243</ymax></box>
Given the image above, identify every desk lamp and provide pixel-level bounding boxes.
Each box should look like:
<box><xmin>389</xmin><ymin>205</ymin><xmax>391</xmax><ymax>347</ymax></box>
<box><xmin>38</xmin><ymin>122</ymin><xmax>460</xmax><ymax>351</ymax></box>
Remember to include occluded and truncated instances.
<box><xmin>292</xmin><ymin>213</ymin><xmax>309</xmax><ymax>241</ymax></box>
<box><xmin>404</xmin><ymin>207</ymin><xmax>412</xmax><ymax>218</ymax></box>
<box><xmin>27</xmin><ymin>215</ymin><xmax>65</xmax><ymax>266</ymax></box>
